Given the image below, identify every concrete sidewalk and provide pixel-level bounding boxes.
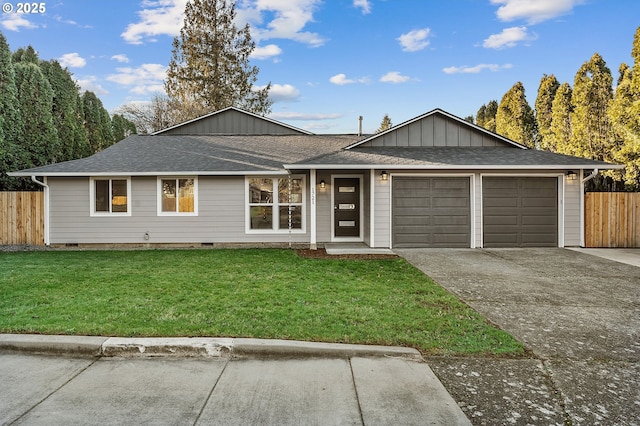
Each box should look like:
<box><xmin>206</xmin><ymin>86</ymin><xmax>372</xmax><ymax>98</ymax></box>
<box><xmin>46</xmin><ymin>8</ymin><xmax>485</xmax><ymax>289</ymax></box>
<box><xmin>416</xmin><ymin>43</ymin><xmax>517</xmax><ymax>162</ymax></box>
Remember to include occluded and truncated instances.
<box><xmin>0</xmin><ymin>334</ymin><xmax>471</xmax><ymax>426</ymax></box>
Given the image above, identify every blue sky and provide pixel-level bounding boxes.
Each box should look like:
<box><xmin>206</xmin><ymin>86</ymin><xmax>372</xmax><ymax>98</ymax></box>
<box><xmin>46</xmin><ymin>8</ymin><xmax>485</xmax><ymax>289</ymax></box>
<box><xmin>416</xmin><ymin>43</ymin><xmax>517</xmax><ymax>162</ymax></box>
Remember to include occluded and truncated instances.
<box><xmin>1</xmin><ymin>0</ymin><xmax>638</xmax><ymax>134</ymax></box>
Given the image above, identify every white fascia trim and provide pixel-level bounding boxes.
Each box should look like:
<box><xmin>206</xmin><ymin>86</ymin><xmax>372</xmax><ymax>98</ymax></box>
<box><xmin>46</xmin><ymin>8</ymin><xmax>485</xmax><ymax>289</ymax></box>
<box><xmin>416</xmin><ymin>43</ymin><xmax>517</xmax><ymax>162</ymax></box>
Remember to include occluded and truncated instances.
<box><xmin>284</xmin><ymin>164</ymin><xmax>624</xmax><ymax>170</ymax></box>
<box><xmin>10</xmin><ymin>170</ymin><xmax>288</xmax><ymax>177</ymax></box>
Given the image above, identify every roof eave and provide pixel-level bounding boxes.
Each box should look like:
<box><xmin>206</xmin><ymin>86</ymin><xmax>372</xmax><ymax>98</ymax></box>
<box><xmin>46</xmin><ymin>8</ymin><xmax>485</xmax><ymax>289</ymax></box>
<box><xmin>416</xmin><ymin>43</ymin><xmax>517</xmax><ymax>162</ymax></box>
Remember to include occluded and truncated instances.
<box><xmin>8</xmin><ymin>170</ymin><xmax>289</xmax><ymax>177</ymax></box>
<box><xmin>284</xmin><ymin>163</ymin><xmax>624</xmax><ymax>170</ymax></box>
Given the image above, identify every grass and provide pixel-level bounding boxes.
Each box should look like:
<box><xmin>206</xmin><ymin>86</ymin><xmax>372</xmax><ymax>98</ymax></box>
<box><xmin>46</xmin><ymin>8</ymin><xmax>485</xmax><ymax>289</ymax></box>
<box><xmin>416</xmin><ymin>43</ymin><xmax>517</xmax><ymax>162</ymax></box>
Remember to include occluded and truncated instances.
<box><xmin>0</xmin><ymin>249</ymin><xmax>525</xmax><ymax>356</ymax></box>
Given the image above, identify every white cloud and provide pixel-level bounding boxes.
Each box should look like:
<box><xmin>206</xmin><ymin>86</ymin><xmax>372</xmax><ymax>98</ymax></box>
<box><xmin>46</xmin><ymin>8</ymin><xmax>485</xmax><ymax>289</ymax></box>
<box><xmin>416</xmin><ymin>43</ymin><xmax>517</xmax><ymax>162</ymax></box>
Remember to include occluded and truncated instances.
<box><xmin>75</xmin><ymin>76</ymin><xmax>109</xmax><ymax>95</ymax></box>
<box><xmin>111</xmin><ymin>54</ymin><xmax>130</xmax><ymax>63</ymax></box>
<box><xmin>442</xmin><ymin>63</ymin><xmax>513</xmax><ymax>74</ymax></box>
<box><xmin>483</xmin><ymin>26</ymin><xmax>536</xmax><ymax>49</ymax></box>
<box><xmin>329</xmin><ymin>73</ymin><xmax>370</xmax><ymax>85</ymax></box>
<box><xmin>253</xmin><ymin>83</ymin><xmax>300</xmax><ymax>102</ymax></box>
<box><xmin>330</xmin><ymin>73</ymin><xmax>354</xmax><ymax>85</ymax></box>
<box><xmin>0</xmin><ymin>13</ymin><xmax>38</xmax><ymax>31</ymax></box>
<box><xmin>250</xmin><ymin>44</ymin><xmax>283</xmax><ymax>60</ymax></box>
<box><xmin>121</xmin><ymin>0</ymin><xmax>187</xmax><ymax>44</ymax></box>
<box><xmin>238</xmin><ymin>0</ymin><xmax>326</xmax><ymax>47</ymax></box>
<box><xmin>380</xmin><ymin>71</ymin><xmax>410</xmax><ymax>84</ymax></box>
<box><xmin>107</xmin><ymin>63</ymin><xmax>167</xmax><ymax>95</ymax></box>
<box><xmin>269</xmin><ymin>111</ymin><xmax>342</xmax><ymax>121</ymax></box>
<box><xmin>397</xmin><ymin>28</ymin><xmax>431</xmax><ymax>52</ymax></box>
<box><xmin>54</xmin><ymin>15</ymin><xmax>92</xmax><ymax>28</ymax></box>
<box><xmin>491</xmin><ymin>0</ymin><xmax>583</xmax><ymax>24</ymax></box>
<box><xmin>58</xmin><ymin>53</ymin><xmax>86</xmax><ymax>68</ymax></box>
<box><xmin>353</xmin><ymin>0</ymin><xmax>371</xmax><ymax>14</ymax></box>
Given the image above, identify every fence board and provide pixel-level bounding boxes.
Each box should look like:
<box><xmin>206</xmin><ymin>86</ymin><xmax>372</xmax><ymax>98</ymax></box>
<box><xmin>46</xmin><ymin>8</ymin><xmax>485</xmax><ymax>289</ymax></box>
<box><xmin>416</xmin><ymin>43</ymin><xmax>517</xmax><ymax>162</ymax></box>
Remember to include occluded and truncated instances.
<box><xmin>0</xmin><ymin>192</ymin><xmax>44</xmax><ymax>245</ymax></box>
<box><xmin>585</xmin><ymin>192</ymin><xmax>640</xmax><ymax>248</ymax></box>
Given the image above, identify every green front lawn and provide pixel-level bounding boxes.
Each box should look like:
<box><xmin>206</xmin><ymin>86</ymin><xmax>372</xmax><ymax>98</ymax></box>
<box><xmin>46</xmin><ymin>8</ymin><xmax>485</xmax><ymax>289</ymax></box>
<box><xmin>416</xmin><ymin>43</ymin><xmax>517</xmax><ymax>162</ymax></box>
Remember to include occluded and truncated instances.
<box><xmin>0</xmin><ymin>249</ymin><xmax>525</xmax><ymax>356</ymax></box>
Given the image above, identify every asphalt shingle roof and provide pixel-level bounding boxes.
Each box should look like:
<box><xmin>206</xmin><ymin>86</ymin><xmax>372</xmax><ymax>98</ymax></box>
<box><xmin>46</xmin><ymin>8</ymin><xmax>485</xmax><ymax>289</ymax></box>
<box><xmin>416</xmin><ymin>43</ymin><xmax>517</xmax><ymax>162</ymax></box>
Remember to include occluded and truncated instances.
<box><xmin>11</xmin><ymin>134</ymin><xmax>357</xmax><ymax>176</ymax></box>
<box><xmin>11</xmin><ymin>135</ymin><xmax>620</xmax><ymax>176</ymax></box>
<box><xmin>288</xmin><ymin>147</ymin><xmax>619</xmax><ymax>169</ymax></box>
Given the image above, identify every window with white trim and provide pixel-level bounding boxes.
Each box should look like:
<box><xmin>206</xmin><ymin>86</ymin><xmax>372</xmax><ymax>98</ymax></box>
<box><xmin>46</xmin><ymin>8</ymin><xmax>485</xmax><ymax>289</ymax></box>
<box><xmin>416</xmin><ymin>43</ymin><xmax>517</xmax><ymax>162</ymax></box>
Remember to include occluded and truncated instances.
<box><xmin>90</xmin><ymin>177</ymin><xmax>131</xmax><ymax>216</ymax></box>
<box><xmin>158</xmin><ymin>177</ymin><xmax>198</xmax><ymax>216</ymax></box>
<box><xmin>247</xmin><ymin>176</ymin><xmax>304</xmax><ymax>232</ymax></box>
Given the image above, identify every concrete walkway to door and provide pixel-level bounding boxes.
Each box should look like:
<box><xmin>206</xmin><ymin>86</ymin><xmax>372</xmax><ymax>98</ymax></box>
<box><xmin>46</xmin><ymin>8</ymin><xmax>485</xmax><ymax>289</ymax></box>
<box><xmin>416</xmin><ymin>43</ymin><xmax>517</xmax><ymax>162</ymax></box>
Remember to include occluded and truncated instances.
<box><xmin>395</xmin><ymin>248</ymin><xmax>640</xmax><ymax>426</ymax></box>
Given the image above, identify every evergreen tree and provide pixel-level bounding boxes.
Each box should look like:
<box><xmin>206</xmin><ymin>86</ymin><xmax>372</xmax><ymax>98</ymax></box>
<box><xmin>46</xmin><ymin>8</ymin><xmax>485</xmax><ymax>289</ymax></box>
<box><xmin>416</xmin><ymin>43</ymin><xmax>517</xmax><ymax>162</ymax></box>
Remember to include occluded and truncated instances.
<box><xmin>463</xmin><ymin>115</ymin><xmax>474</xmax><ymax>123</ymax></box>
<box><xmin>496</xmin><ymin>82</ymin><xmax>536</xmax><ymax>147</ymax></box>
<box><xmin>12</xmin><ymin>45</ymin><xmax>39</xmax><ymax>64</ymax></box>
<box><xmin>82</xmin><ymin>91</ymin><xmax>114</xmax><ymax>153</ymax></box>
<box><xmin>111</xmin><ymin>113</ymin><xmax>137</xmax><ymax>142</ymax></box>
<box><xmin>569</xmin><ymin>53</ymin><xmax>614</xmax><ymax>162</ymax></box>
<box><xmin>608</xmin><ymin>64</ymin><xmax>639</xmax><ymax>189</ymax></box>
<box><xmin>476</xmin><ymin>105</ymin><xmax>486</xmax><ymax>128</ymax></box>
<box><xmin>39</xmin><ymin>60</ymin><xmax>90</xmax><ymax>161</ymax></box>
<box><xmin>165</xmin><ymin>0</ymin><xmax>272</xmax><ymax>122</ymax></box>
<box><xmin>483</xmin><ymin>100</ymin><xmax>499</xmax><ymax>132</ymax></box>
<box><xmin>14</xmin><ymin>62</ymin><xmax>59</xmax><ymax>171</ymax></box>
<box><xmin>0</xmin><ymin>32</ymin><xmax>25</xmax><ymax>190</ymax></box>
<box><xmin>607</xmin><ymin>27</ymin><xmax>640</xmax><ymax>190</ymax></box>
<box><xmin>535</xmin><ymin>74</ymin><xmax>560</xmax><ymax>151</ymax></box>
<box><xmin>376</xmin><ymin>114</ymin><xmax>393</xmax><ymax>133</ymax></box>
<box><xmin>551</xmin><ymin>83</ymin><xmax>574</xmax><ymax>155</ymax></box>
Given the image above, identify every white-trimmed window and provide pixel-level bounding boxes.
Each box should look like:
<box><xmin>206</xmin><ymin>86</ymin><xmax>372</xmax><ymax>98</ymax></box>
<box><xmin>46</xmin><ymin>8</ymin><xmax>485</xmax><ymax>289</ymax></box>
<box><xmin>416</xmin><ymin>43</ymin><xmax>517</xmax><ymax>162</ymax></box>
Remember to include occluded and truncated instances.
<box><xmin>158</xmin><ymin>177</ymin><xmax>198</xmax><ymax>216</ymax></box>
<box><xmin>90</xmin><ymin>177</ymin><xmax>131</xmax><ymax>216</ymax></box>
<box><xmin>247</xmin><ymin>176</ymin><xmax>305</xmax><ymax>232</ymax></box>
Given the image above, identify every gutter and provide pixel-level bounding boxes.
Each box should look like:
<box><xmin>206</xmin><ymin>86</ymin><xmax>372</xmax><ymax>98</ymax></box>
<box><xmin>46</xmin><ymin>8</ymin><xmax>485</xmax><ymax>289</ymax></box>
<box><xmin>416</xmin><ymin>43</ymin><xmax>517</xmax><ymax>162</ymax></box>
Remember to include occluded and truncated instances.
<box><xmin>30</xmin><ymin>176</ymin><xmax>50</xmax><ymax>246</ymax></box>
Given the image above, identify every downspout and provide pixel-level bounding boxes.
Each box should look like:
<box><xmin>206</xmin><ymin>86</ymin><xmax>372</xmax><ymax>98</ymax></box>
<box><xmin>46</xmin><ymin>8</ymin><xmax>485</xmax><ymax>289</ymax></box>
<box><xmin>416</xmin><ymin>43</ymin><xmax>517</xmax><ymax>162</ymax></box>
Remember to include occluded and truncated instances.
<box><xmin>31</xmin><ymin>176</ymin><xmax>50</xmax><ymax>246</ymax></box>
<box><xmin>579</xmin><ymin>169</ymin><xmax>598</xmax><ymax>247</ymax></box>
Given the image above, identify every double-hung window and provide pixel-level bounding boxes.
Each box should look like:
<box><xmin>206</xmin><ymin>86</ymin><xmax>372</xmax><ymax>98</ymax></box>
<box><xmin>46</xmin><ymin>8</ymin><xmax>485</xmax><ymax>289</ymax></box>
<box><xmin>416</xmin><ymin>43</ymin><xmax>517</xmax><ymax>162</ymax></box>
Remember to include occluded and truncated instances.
<box><xmin>247</xmin><ymin>176</ymin><xmax>304</xmax><ymax>232</ymax></box>
<box><xmin>158</xmin><ymin>177</ymin><xmax>198</xmax><ymax>216</ymax></box>
<box><xmin>90</xmin><ymin>177</ymin><xmax>131</xmax><ymax>216</ymax></box>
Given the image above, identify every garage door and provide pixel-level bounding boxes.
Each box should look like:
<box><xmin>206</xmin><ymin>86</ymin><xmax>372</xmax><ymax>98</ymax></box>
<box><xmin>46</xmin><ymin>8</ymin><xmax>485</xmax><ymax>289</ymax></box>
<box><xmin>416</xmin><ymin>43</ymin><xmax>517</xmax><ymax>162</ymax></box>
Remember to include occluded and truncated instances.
<box><xmin>392</xmin><ymin>177</ymin><xmax>470</xmax><ymax>248</ymax></box>
<box><xmin>483</xmin><ymin>177</ymin><xmax>558</xmax><ymax>247</ymax></box>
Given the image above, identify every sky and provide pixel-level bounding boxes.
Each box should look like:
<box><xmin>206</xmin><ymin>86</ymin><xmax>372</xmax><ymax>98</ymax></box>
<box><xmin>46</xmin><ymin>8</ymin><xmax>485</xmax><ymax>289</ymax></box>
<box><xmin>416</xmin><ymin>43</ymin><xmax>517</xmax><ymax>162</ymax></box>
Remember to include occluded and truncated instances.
<box><xmin>1</xmin><ymin>0</ymin><xmax>638</xmax><ymax>134</ymax></box>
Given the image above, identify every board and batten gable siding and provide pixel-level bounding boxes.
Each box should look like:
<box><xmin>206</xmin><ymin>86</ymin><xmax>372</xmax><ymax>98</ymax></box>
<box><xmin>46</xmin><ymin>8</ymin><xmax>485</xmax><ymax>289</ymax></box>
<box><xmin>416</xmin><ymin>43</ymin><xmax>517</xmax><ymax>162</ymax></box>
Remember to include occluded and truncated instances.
<box><xmin>159</xmin><ymin>109</ymin><xmax>307</xmax><ymax>136</ymax></box>
<box><xmin>47</xmin><ymin>176</ymin><xmax>312</xmax><ymax>245</ymax></box>
<box><xmin>358</xmin><ymin>114</ymin><xmax>511</xmax><ymax>148</ymax></box>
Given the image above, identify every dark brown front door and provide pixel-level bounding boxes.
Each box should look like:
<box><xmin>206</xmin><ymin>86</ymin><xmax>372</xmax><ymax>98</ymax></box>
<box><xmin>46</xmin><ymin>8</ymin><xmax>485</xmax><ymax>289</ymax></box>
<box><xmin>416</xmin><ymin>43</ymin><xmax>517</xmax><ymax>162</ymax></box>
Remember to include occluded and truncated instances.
<box><xmin>334</xmin><ymin>178</ymin><xmax>360</xmax><ymax>238</ymax></box>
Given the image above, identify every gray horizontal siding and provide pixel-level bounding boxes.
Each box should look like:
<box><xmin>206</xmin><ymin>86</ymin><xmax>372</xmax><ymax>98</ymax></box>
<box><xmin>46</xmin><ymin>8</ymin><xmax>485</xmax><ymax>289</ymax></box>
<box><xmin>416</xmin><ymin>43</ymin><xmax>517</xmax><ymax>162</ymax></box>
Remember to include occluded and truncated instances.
<box><xmin>48</xmin><ymin>176</ymin><xmax>311</xmax><ymax>245</ymax></box>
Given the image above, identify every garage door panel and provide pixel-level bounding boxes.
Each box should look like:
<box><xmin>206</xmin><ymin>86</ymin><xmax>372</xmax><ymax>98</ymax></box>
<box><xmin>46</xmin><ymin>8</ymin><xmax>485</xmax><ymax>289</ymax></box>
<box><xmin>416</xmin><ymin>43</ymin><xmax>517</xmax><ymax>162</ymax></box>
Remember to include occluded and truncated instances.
<box><xmin>483</xmin><ymin>177</ymin><xmax>557</xmax><ymax>248</ymax></box>
<box><xmin>393</xmin><ymin>177</ymin><xmax>470</xmax><ymax>248</ymax></box>
<box><xmin>394</xmin><ymin>197</ymin><xmax>431</xmax><ymax>208</ymax></box>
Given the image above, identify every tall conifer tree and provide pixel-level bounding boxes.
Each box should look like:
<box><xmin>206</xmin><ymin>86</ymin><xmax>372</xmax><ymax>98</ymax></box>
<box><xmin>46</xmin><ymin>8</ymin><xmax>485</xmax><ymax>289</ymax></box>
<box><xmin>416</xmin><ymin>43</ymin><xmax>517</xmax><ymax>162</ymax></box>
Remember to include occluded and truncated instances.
<box><xmin>484</xmin><ymin>100</ymin><xmax>498</xmax><ymax>132</ymax></box>
<box><xmin>165</xmin><ymin>0</ymin><xmax>272</xmax><ymax>122</ymax></box>
<box><xmin>551</xmin><ymin>83</ymin><xmax>574</xmax><ymax>156</ymax></box>
<box><xmin>569</xmin><ymin>53</ymin><xmax>614</xmax><ymax>162</ymax></box>
<box><xmin>40</xmin><ymin>60</ymin><xmax>90</xmax><ymax>161</ymax></box>
<box><xmin>535</xmin><ymin>74</ymin><xmax>560</xmax><ymax>151</ymax></box>
<box><xmin>0</xmin><ymin>32</ymin><xmax>25</xmax><ymax>189</ymax></box>
<box><xmin>14</xmin><ymin>61</ymin><xmax>59</xmax><ymax>172</ymax></box>
<box><xmin>82</xmin><ymin>91</ymin><xmax>114</xmax><ymax>153</ymax></box>
<box><xmin>496</xmin><ymin>82</ymin><xmax>536</xmax><ymax>147</ymax></box>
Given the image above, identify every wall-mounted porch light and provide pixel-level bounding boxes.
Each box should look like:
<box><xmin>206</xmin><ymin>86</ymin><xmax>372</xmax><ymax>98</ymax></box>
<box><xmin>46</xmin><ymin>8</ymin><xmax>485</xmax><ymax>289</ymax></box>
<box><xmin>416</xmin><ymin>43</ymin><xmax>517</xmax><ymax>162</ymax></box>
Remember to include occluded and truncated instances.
<box><xmin>319</xmin><ymin>179</ymin><xmax>326</xmax><ymax>189</ymax></box>
<box><xmin>566</xmin><ymin>170</ymin><xmax>577</xmax><ymax>181</ymax></box>
<box><xmin>380</xmin><ymin>171</ymin><xmax>388</xmax><ymax>181</ymax></box>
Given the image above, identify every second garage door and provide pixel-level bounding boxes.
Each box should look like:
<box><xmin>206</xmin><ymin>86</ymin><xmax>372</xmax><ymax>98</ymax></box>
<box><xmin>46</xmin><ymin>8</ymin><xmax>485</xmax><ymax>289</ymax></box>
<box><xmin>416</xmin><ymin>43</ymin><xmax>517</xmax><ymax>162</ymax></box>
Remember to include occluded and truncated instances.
<box><xmin>392</xmin><ymin>177</ymin><xmax>470</xmax><ymax>248</ymax></box>
<box><xmin>483</xmin><ymin>177</ymin><xmax>558</xmax><ymax>247</ymax></box>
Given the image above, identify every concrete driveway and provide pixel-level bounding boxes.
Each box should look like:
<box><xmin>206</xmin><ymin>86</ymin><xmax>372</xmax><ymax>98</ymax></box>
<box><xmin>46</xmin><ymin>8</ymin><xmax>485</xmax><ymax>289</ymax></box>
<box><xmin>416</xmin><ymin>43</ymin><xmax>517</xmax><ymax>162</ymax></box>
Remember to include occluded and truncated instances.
<box><xmin>396</xmin><ymin>248</ymin><xmax>640</xmax><ymax>426</ymax></box>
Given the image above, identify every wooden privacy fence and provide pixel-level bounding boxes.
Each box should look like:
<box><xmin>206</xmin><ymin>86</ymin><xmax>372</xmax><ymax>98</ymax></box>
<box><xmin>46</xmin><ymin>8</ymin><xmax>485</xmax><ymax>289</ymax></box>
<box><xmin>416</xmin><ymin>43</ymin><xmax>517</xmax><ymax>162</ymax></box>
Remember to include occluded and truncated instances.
<box><xmin>0</xmin><ymin>192</ymin><xmax>44</xmax><ymax>245</ymax></box>
<box><xmin>585</xmin><ymin>192</ymin><xmax>640</xmax><ymax>248</ymax></box>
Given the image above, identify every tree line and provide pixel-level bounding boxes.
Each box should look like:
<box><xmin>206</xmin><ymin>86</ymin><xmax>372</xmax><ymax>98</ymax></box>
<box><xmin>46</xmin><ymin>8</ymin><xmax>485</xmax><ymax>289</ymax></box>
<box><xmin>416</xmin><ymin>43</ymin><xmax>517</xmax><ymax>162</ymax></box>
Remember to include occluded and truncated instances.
<box><xmin>472</xmin><ymin>26</ymin><xmax>640</xmax><ymax>191</ymax></box>
<box><xmin>0</xmin><ymin>32</ymin><xmax>136</xmax><ymax>190</ymax></box>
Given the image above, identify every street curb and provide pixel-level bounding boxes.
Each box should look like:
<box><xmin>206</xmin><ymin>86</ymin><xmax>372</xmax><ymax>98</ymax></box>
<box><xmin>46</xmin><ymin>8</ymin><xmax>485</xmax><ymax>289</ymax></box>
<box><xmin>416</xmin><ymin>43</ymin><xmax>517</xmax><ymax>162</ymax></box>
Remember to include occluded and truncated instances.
<box><xmin>0</xmin><ymin>334</ymin><xmax>423</xmax><ymax>360</ymax></box>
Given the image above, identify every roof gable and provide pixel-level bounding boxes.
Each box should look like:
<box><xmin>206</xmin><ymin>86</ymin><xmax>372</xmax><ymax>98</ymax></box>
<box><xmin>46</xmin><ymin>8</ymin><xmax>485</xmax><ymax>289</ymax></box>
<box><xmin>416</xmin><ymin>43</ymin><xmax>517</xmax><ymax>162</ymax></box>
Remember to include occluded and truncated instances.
<box><xmin>348</xmin><ymin>109</ymin><xmax>525</xmax><ymax>149</ymax></box>
<box><xmin>153</xmin><ymin>107</ymin><xmax>312</xmax><ymax>136</ymax></box>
